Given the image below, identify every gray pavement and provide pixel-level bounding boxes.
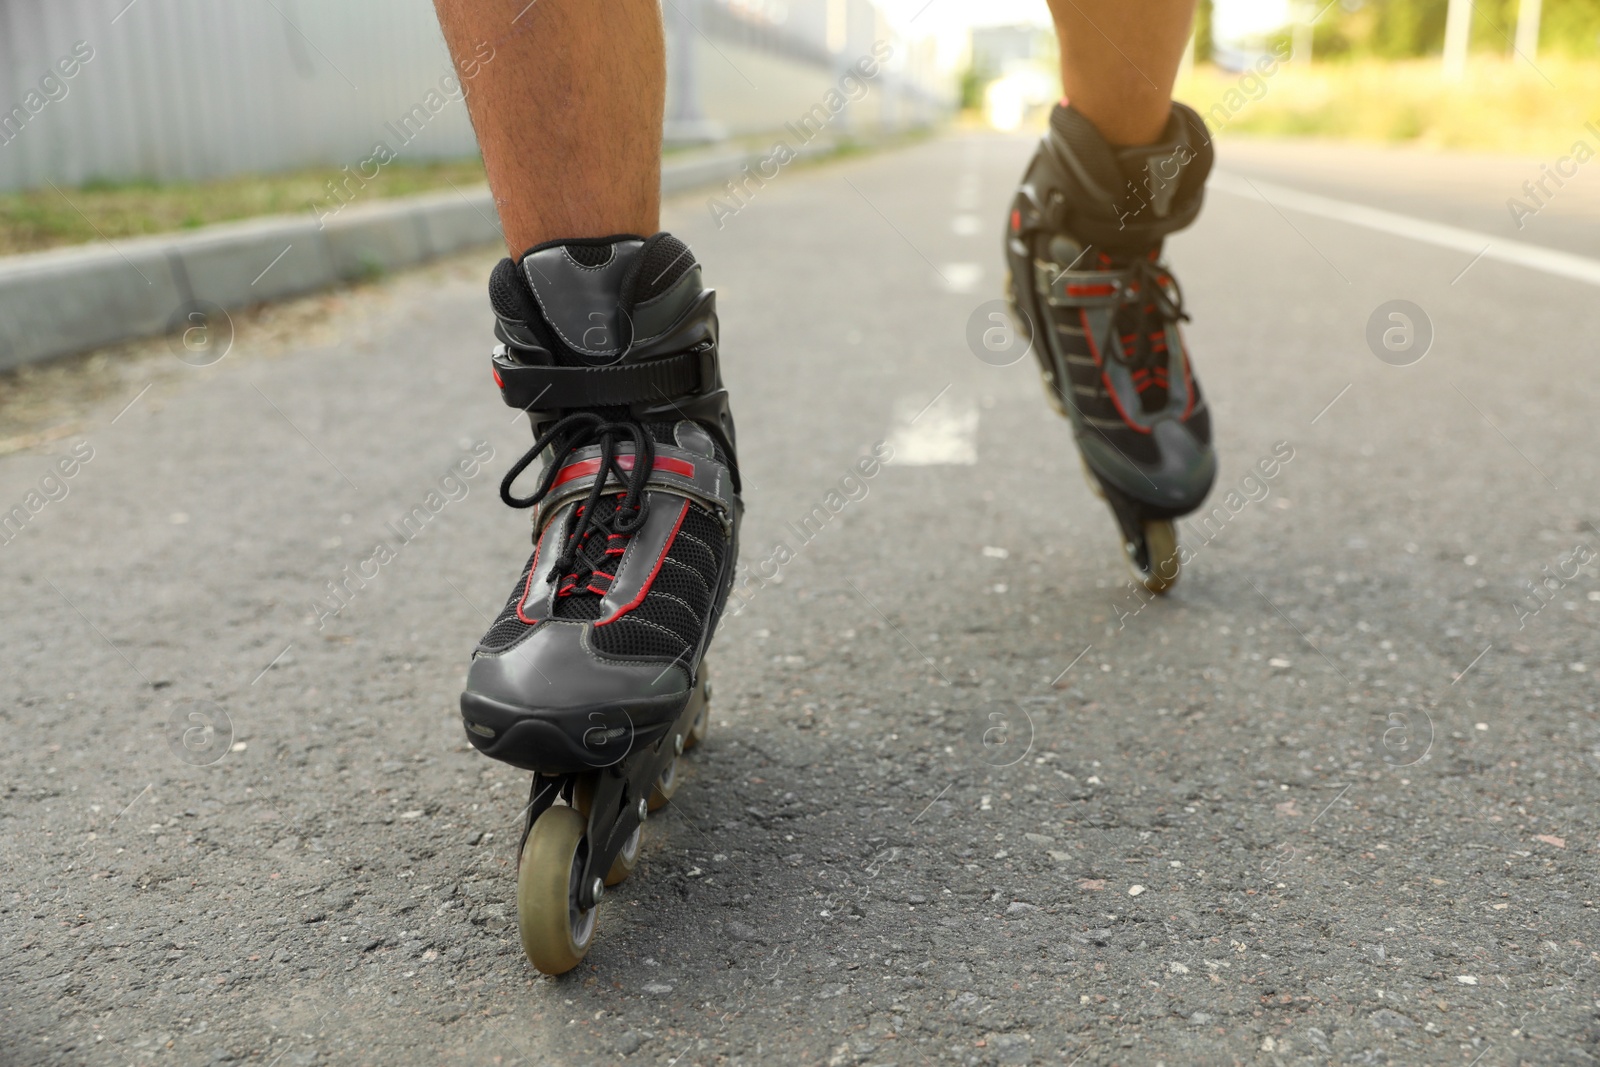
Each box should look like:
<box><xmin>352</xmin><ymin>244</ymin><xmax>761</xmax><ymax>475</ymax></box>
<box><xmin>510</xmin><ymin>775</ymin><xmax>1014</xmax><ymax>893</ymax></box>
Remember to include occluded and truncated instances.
<box><xmin>3</xmin><ymin>131</ymin><xmax>1599</xmax><ymax>1067</ymax></box>
<box><xmin>1217</xmin><ymin>135</ymin><xmax>1600</xmax><ymax>257</ymax></box>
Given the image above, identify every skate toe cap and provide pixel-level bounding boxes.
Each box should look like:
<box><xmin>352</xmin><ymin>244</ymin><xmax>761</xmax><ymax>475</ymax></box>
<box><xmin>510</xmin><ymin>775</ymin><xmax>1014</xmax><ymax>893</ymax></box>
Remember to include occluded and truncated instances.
<box><xmin>1082</xmin><ymin>418</ymin><xmax>1216</xmax><ymax>514</ymax></box>
<box><xmin>1146</xmin><ymin>419</ymin><xmax>1217</xmax><ymax>507</ymax></box>
<box><xmin>464</xmin><ymin>620</ymin><xmax>691</xmax><ymax>714</ymax></box>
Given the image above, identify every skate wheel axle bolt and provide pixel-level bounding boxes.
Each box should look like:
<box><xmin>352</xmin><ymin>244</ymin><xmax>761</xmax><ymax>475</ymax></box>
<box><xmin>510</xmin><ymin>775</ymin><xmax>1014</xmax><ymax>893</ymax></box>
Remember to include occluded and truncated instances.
<box><xmin>674</xmin><ymin>733</ymin><xmax>685</xmax><ymax>756</ymax></box>
<box><xmin>590</xmin><ymin>877</ymin><xmax>605</xmax><ymax>905</ymax></box>
<box><xmin>637</xmin><ymin>797</ymin><xmax>649</xmax><ymax>823</ymax></box>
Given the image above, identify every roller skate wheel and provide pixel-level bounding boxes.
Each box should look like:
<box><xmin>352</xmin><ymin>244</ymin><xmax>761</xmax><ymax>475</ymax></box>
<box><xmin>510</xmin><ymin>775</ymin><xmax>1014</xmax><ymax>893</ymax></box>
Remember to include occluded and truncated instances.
<box><xmin>1132</xmin><ymin>519</ymin><xmax>1180</xmax><ymax>596</ymax></box>
<box><xmin>604</xmin><ymin>823</ymin><xmax>641</xmax><ymax>887</ymax></box>
<box><xmin>683</xmin><ymin>697</ymin><xmax>710</xmax><ymax>752</ymax></box>
<box><xmin>516</xmin><ymin>805</ymin><xmax>596</xmax><ymax>975</ymax></box>
<box><xmin>647</xmin><ymin>755</ymin><xmax>679</xmax><ymax>811</ymax></box>
<box><xmin>682</xmin><ymin>670</ymin><xmax>711</xmax><ymax>752</ymax></box>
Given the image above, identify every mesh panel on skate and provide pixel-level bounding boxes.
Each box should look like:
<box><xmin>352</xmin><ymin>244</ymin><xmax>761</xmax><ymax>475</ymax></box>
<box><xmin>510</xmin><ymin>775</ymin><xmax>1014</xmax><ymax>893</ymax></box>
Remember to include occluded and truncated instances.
<box><xmin>552</xmin><ymin>590</ymin><xmax>605</xmax><ymax>622</ymax></box>
<box><xmin>631</xmin><ymin>594</ymin><xmax>703</xmax><ymax>646</ymax></box>
<box><xmin>475</xmin><ymin>496</ymin><xmax>730</xmax><ymax>663</ymax></box>
<box><xmin>670</xmin><ymin>508</ymin><xmax>724</xmax><ymax>579</ymax></box>
<box><xmin>489</xmin><ymin>257</ymin><xmax>539</xmax><ymax>323</ymax></box>
<box><xmin>594</xmin><ymin>617</ymin><xmax>691</xmax><ymax>660</ymax></box>
<box><xmin>631</xmin><ymin>234</ymin><xmax>694</xmax><ymax>303</ymax></box>
<box><xmin>590</xmin><ymin>501</ymin><xmax>726</xmax><ymax>661</ymax></box>
<box><xmin>649</xmin><ymin>561</ymin><xmax>713</xmax><ymax>623</ymax></box>
<box><xmin>477</xmin><ymin>549</ymin><xmax>540</xmax><ymax>652</ymax></box>
<box><xmin>481</xmin><ymin>611</ymin><xmax>536</xmax><ymax>652</ymax></box>
<box><xmin>564</xmin><ymin>243</ymin><xmax>613</xmax><ymax>267</ymax></box>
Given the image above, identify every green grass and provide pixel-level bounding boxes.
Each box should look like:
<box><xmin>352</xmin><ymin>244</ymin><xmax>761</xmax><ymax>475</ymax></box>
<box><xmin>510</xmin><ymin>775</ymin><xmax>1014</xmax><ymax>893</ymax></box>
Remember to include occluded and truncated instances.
<box><xmin>0</xmin><ymin>157</ymin><xmax>487</xmax><ymax>256</ymax></box>
<box><xmin>0</xmin><ymin>128</ymin><xmax>926</xmax><ymax>257</ymax></box>
<box><xmin>1176</xmin><ymin>56</ymin><xmax>1600</xmax><ymax>156</ymax></box>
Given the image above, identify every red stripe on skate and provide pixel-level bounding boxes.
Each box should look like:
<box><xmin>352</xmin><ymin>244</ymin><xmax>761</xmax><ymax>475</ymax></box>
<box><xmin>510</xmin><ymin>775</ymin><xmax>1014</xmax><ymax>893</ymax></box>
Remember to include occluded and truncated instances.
<box><xmin>551</xmin><ymin>455</ymin><xmax>695</xmax><ymax>489</ymax></box>
<box><xmin>1083</xmin><ymin>308</ymin><xmax>1153</xmax><ymax>435</ymax></box>
<box><xmin>594</xmin><ymin>499</ymin><xmax>691</xmax><ymax>627</ymax></box>
<box><xmin>1081</xmin><ymin>309</ymin><xmax>1103</xmax><ymax>368</ymax></box>
<box><xmin>515</xmin><ymin>535</ymin><xmax>546</xmax><ymax>625</ymax></box>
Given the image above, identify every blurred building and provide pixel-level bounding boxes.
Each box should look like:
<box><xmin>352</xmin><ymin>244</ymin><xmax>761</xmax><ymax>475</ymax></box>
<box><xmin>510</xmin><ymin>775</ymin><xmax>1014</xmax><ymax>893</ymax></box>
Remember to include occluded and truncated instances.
<box><xmin>0</xmin><ymin>0</ymin><xmax>954</xmax><ymax>193</ymax></box>
<box><xmin>969</xmin><ymin>24</ymin><xmax>1052</xmax><ymax>79</ymax></box>
<box><xmin>968</xmin><ymin>24</ymin><xmax>1057</xmax><ymax>131</ymax></box>
<box><xmin>663</xmin><ymin>0</ymin><xmax>951</xmax><ymax>144</ymax></box>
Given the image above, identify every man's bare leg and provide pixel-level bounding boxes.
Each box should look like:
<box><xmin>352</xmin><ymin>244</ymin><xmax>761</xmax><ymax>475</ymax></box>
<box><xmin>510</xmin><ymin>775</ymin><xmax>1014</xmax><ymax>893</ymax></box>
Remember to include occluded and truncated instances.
<box><xmin>1046</xmin><ymin>0</ymin><xmax>1197</xmax><ymax>145</ymax></box>
<box><xmin>432</xmin><ymin>0</ymin><xmax>664</xmax><ymax>254</ymax></box>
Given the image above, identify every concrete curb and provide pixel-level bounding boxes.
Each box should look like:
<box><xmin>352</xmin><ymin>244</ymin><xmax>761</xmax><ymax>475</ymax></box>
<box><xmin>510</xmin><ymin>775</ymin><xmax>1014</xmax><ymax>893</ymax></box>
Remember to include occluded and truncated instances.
<box><xmin>0</xmin><ymin>138</ymin><xmax>869</xmax><ymax>372</ymax></box>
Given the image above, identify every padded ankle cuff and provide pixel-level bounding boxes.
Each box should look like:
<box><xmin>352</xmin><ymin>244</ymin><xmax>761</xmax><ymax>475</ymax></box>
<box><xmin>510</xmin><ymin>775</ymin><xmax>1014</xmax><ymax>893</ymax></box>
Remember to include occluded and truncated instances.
<box><xmin>1033</xmin><ymin>101</ymin><xmax>1213</xmax><ymax>255</ymax></box>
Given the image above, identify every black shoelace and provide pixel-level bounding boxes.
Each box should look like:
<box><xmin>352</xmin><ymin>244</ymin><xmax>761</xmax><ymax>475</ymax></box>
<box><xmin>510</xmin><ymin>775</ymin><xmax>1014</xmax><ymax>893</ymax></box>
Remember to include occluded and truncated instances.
<box><xmin>1120</xmin><ymin>256</ymin><xmax>1189</xmax><ymax>370</ymax></box>
<box><xmin>501</xmin><ymin>412</ymin><xmax>655</xmax><ymax>595</ymax></box>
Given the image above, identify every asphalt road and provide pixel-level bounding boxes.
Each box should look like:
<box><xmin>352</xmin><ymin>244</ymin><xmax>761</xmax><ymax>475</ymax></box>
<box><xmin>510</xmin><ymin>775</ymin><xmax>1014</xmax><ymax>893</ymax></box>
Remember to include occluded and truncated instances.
<box><xmin>4</xmin><ymin>131</ymin><xmax>1599</xmax><ymax>1067</ymax></box>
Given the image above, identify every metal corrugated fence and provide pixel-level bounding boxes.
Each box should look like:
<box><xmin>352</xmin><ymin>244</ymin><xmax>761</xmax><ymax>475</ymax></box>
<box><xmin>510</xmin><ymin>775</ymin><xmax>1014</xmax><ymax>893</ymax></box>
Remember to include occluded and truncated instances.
<box><xmin>0</xmin><ymin>0</ymin><xmax>480</xmax><ymax>190</ymax></box>
<box><xmin>0</xmin><ymin>0</ymin><xmax>947</xmax><ymax>193</ymax></box>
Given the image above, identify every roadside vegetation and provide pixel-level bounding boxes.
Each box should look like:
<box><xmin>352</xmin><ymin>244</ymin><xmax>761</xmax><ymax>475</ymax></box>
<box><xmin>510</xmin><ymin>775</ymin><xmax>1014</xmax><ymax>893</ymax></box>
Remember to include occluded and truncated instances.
<box><xmin>0</xmin><ymin>158</ymin><xmax>487</xmax><ymax>256</ymax></box>
<box><xmin>1178</xmin><ymin>56</ymin><xmax>1600</xmax><ymax>156</ymax></box>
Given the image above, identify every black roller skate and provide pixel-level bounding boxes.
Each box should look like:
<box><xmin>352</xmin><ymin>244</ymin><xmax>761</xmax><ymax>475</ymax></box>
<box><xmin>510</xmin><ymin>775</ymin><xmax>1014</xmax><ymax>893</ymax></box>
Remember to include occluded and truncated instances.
<box><xmin>1005</xmin><ymin>101</ymin><xmax>1217</xmax><ymax>593</ymax></box>
<box><xmin>459</xmin><ymin>232</ymin><xmax>740</xmax><ymax>974</ymax></box>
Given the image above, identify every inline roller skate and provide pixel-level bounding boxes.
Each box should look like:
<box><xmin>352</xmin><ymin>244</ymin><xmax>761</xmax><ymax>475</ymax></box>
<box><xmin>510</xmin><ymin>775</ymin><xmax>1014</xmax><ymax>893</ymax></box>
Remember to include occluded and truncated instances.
<box><xmin>1005</xmin><ymin>101</ymin><xmax>1217</xmax><ymax>593</ymax></box>
<box><xmin>459</xmin><ymin>232</ymin><xmax>740</xmax><ymax>974</ymax></box>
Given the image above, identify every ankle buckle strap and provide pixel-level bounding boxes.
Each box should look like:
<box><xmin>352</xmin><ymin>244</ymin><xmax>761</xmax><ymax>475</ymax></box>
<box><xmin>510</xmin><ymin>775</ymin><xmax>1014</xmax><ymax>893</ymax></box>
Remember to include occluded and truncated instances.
<box><xmin>1045</xmin><ymin>261</ymin><xmax>1181</xmax><ymax>315</ymax></box>
<box><xmin>1045</xmin><ymin>266</ymin><xmax>1143</xmax><ymax>311</ymax></box>
<box><xmin>492</xmin><ymin>344</ymin><xmax>716</xmax><ymax>413</ymax></box>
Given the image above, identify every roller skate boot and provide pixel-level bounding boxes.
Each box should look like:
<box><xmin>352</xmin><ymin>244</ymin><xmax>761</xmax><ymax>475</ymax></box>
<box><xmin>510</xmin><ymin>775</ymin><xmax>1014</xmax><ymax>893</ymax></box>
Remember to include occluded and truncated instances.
<box><xmin>1005</xmin><ymin>101</ymin><xmax>1217</xmax><ymax>593</ymax></box>
<box><xmin>460</xmin><ymin>232</ymin><xmax>740</xmax><ymax>973</ymax></box>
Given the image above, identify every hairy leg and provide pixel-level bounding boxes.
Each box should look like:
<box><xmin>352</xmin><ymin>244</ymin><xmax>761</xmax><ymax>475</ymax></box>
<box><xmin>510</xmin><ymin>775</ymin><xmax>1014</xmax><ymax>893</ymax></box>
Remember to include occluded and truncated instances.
<box><xmin>431</xmin><ymin>0</ymin><xmax>665</xmax><ymax>254</ymax></box>
<box><xmin>1045</xmin><ymin>0</ymin><xmax>1197</xmax><ymax>145</ymax></box>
